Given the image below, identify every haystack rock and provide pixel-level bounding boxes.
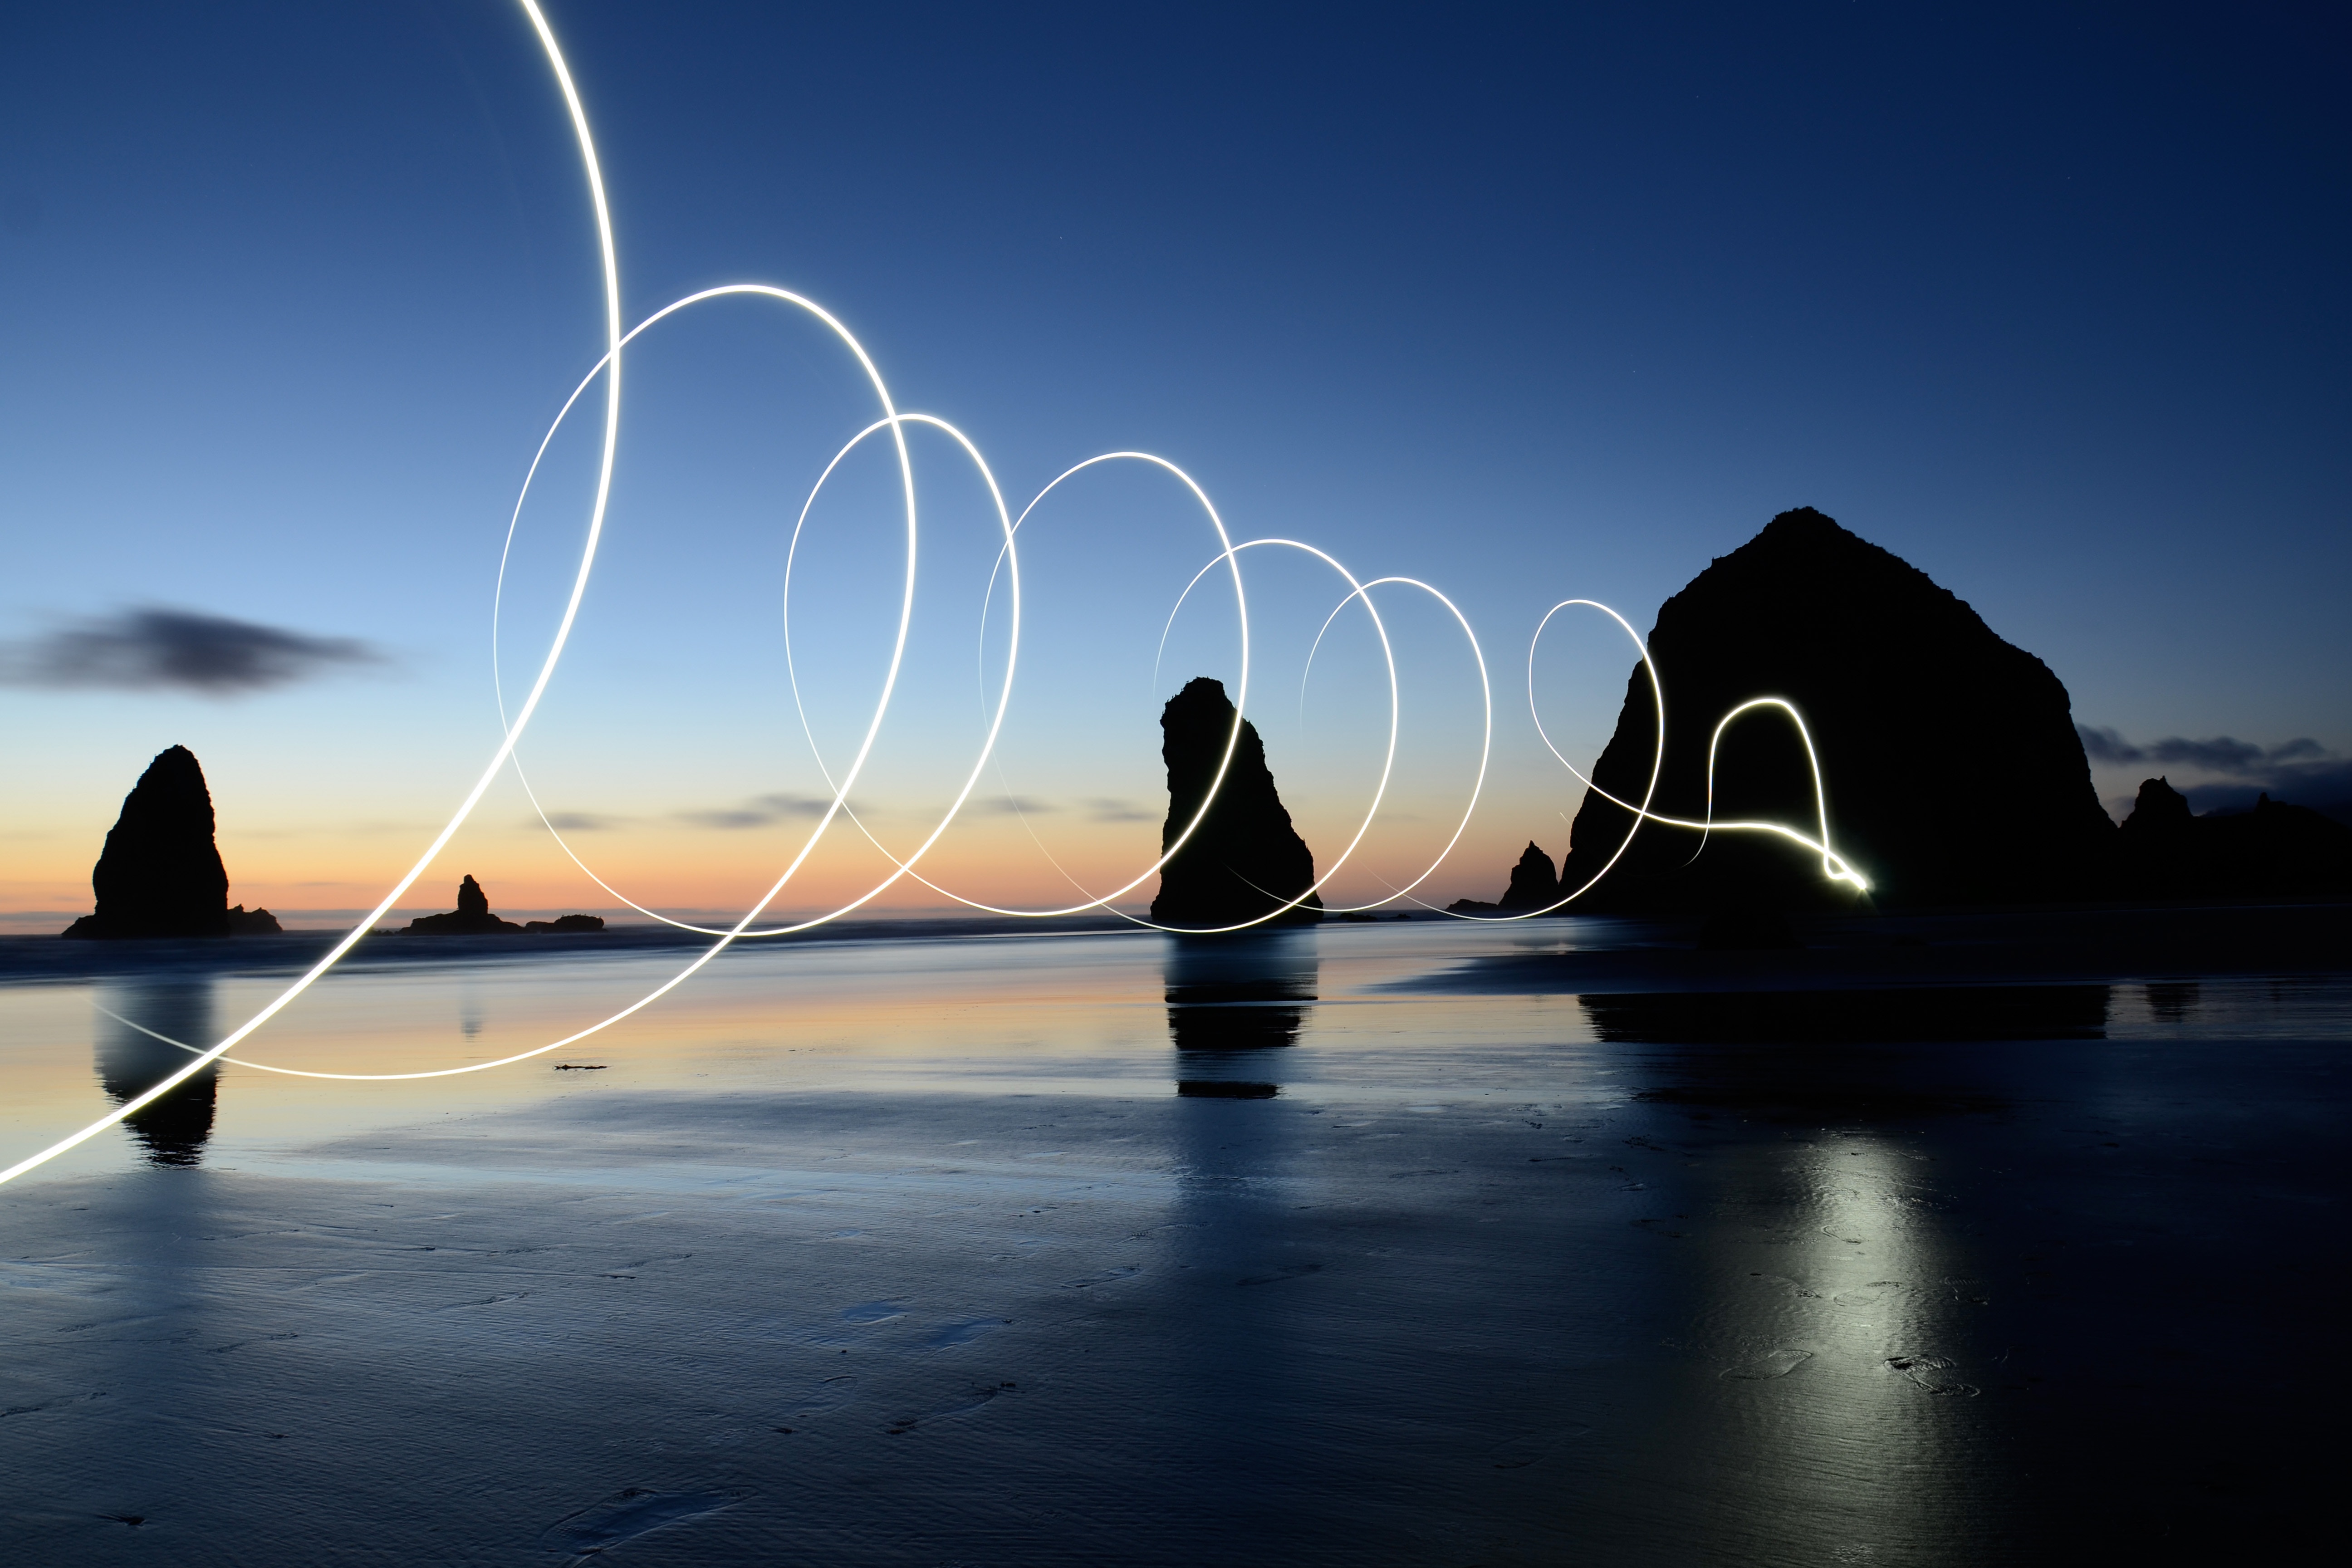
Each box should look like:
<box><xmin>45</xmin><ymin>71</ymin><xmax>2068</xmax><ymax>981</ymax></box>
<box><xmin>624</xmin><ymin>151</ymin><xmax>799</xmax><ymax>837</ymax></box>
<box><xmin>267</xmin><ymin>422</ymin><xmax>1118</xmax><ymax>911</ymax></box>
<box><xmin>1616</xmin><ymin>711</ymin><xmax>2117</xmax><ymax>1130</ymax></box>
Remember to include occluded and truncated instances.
<box><xmin>1448</xmin><ymin>842</ymin><xmax>1562</xmax><ymax>914</ymax></box>
<box><xmin>62</xmin><ymin>745</ymin><xmax>232</xmax><ymax>938</ymax></box>
<box><xmin>1151</xmin><ymin>677</ymin><xmax>1323</xmax><ymax>929</ymax></box>
<box><xmin>1555</xmin><ymin>508</ymin><xmax>2115</xmax><ymax>911</ymax></box>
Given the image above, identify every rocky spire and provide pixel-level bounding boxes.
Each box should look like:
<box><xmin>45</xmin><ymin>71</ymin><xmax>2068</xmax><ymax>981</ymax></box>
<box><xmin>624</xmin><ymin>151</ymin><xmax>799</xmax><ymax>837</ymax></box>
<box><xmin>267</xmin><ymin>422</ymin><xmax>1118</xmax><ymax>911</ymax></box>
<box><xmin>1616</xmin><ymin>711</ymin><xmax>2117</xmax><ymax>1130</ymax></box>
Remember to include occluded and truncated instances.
<box><xmin>405</xmin><ymin>875</ymin><xmax>523</xmax><ymax>935</ymax></box>
<box><xmin>1499</xmin><ymin>842</ymin><xmax>1561</xmax><ymax>910</ymax></box>
<box><xmin>1151</xmin><ymin>677</ymin><xmax>1323</xmax><ymax>929</ymax></box>
<box><xmin>62</xmin><ymin>745</ymin><xmax>230</xmax><ymax>938</ymax></box>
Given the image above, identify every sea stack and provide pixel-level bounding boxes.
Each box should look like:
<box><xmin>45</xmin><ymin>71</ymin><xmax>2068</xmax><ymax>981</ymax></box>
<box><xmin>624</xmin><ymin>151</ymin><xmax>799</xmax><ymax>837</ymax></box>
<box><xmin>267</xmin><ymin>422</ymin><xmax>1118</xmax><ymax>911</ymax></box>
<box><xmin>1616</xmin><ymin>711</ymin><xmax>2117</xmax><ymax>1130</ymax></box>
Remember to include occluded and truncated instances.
<box><xmin>1447</xmin><ymin>842</ymin><xmax>1563</xmax><ymax>914</ymax></box>
<box><xmin>1555</xmin><ymin>508</ymin><xmax>2115</xmax><ymax>911</ymax></box>
<box><xmin>404</xmin><ymin>875</ymin><xmax>523</xmax><ymax>935</ymax></box>
<box><xmin>62</xmin><ymin>746</ymin><xmax>232</xmax><ymax>938</ymax></box>
<box><xmin>401</xmin><ymin>877</ymin><xmax>606</xmax><ymax>934</ymax></box>
<box><xmin>1151</xmin><ymin>677</ymin><xmax>1323</xmax><ymax>929</ymax></box>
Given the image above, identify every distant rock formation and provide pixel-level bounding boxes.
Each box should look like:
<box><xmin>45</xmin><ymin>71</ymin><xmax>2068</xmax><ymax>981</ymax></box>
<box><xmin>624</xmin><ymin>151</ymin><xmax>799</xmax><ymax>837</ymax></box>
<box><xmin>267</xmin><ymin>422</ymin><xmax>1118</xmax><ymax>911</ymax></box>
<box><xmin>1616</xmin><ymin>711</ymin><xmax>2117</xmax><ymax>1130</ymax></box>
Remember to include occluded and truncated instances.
<box><xmin>227</xmin><ymin>904</ymin><xmax>283</xmax><ymax>934</ymax></box>
<box><xmin>1555</xmin><ymin>509</ymin><xmax>2116</xmax><ymax>911</ymax></box>
<box><xmin>402</xmin><ymin>876</ymin><xmax>606</xmax><ymax>935</ymax></box>
<box><xmin>61</xmin><ymin>745</ymin><xmax>232</xmax><ymax>938</ymax></box>
<box><xmin>1448</xmin><ymin>842</ymin><xmax>1562</xmax><ymax>914</ymax></box>
<box><xmin>2117</xmin><ymin>777</ymin><xmax>2352</xmax><ymax>897</ymax></box>
<box><xmin>404</xmin><ymin>875</ymin><xmax>523</xmax><ymax>935</ymax></box>
<box><xmin>1151</xmin><ymin>677</ymin><xmax>1323</xmax><ymax>929</ymax></box>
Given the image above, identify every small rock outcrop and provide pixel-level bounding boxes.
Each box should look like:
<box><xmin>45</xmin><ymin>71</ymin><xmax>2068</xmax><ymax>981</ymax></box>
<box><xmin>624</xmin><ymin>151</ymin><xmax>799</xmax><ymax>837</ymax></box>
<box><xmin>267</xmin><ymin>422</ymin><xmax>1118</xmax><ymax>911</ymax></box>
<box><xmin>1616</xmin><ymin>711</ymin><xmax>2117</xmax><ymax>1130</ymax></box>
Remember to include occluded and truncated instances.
<box><xmin>402</xmin><ymin>877</ymin><xmax>606</xmax><ymax>935</ymax></box>
<box><xmin>1554</xmin><ymin>508</ymin><xmax>2116</xmax><ymax>911</ymax></box>
<box><xmin>1449</xmin><ymin>842</ymin><xmax>1562</xmax><ymax>914</ymax></box>
<box><xmin>62</xmin><ymin>745</ymin><xmax>232</xmax><ymax>938</ymax></box>
<box><xmin>403</xmin><ymin>875</ymin><xmax>523</xmax><ymax>935</ymax></box>
<box><xmin>227</xmin><ymin>904</ymin><xmax>283</xmax><ymax>934</ymax></box>
<box><xmin>2117</xmin><ymin>777</ymin><xmax>2352</xmax><ymax>897</ymax></box>
<box><xmin>1151</xmin><ymin>677</ymin><xmax>1323</xmax><ymax>929</ymax></box>
<box><xmin>525</xmin><ymin>913</ymin><xmax>606</xmax><ymax>933</ymax></box>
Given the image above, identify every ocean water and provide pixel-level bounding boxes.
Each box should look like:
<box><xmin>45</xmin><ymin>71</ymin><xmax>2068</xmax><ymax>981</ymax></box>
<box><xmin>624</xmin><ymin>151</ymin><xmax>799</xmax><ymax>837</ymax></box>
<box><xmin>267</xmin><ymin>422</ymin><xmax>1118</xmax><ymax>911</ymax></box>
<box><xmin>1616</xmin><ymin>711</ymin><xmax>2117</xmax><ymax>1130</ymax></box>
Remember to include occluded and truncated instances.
<box><xmin>0</xmin><ymin>908</ymin><xmax>2342</xmax><ymax>1565</ymax></box>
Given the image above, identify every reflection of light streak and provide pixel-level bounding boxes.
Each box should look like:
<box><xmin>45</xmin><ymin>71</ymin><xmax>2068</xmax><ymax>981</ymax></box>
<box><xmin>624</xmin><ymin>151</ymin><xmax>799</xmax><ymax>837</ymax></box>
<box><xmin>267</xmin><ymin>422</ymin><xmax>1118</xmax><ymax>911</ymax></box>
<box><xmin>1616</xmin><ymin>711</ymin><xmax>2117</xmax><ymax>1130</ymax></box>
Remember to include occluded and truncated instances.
<box><xmin>1</xmin><ymin>0</ymin><xmax>1862</xmax><ymax>1181</ymax></box>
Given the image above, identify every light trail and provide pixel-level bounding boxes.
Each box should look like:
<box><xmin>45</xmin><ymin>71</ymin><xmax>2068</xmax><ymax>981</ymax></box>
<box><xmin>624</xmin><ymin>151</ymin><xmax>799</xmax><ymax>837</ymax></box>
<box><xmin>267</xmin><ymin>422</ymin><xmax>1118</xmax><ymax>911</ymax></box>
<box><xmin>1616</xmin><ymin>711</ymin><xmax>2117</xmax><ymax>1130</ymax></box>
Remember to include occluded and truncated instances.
<box><xmin>5</xmin><ymin>0</ymin><xmax>1867</xmax><ymax>1179</ymax></box>
<box><xmin>1524</xmin><ymin>601</ymin><xmax>1870</xmax><ymax>898</ymax></box>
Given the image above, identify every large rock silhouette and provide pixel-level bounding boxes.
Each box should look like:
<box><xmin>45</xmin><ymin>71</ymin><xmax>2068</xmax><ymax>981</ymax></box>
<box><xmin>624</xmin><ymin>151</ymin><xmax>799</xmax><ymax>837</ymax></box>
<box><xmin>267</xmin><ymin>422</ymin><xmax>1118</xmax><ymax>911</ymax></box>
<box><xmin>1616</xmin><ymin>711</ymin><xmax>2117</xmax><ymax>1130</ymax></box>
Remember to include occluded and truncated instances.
<box><xmin>1555</xmin><ymin>508</ymin><xmax>2115</xmax><ymax>911</ymax></box>
<box><xmin>61</xmin><ymin>746</ymin><xmax>232</xmax><ymax>938</ymax></box>
<box><xmin>1151</xmin><ymin>677</ymin><xmax>1323</xmax><ymax>929</ymax></box>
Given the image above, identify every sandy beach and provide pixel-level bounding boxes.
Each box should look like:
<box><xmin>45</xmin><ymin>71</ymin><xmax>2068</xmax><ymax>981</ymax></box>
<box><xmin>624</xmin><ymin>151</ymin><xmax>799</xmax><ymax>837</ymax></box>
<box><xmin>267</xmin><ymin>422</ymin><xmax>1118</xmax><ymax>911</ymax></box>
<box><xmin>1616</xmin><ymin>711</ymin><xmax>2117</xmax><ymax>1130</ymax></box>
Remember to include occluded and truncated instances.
<box><xmin>0</xmin><ymin>908</ymin><xmax>2340</xmax><ymax>1564</ymax></box>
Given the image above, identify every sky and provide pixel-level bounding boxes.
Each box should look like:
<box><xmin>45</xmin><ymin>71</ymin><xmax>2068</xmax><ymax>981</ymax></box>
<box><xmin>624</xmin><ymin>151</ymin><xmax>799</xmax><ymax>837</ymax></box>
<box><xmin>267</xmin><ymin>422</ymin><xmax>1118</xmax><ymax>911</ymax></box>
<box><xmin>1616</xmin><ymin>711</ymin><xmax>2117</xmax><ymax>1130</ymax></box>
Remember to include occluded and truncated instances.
<box><xmin>1</xmin><ymin>0</ymin><xmax>2346</xmax><ymax>930</ymax></box>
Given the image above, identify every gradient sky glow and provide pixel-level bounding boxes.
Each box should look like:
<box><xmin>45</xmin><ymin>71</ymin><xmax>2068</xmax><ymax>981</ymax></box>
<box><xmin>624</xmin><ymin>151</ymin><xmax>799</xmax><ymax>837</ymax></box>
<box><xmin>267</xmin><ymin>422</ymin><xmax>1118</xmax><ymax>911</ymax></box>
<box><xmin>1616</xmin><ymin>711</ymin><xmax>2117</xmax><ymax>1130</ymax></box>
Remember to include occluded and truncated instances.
<box><xmin>2</xmin><ymin>1</ymin><xmax>2346</xmax><ymax>929</ymax></box>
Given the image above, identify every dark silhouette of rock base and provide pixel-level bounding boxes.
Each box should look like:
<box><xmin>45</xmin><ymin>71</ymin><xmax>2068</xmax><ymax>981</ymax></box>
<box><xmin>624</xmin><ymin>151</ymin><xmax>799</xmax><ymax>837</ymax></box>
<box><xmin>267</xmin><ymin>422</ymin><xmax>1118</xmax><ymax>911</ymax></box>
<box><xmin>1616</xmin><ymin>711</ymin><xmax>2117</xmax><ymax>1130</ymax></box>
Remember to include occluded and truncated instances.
<box><xmin>61</xmin><ymin>745</ymin><xmax>233</xmax><ymax>938</ymax></box>
<box><xmin>2117</xmin><ymin>777</ymin><xmax>2352</xmax><ymax>897</ymax></box>
<box><xmin>226</xmin><ymin>904</ymin><xmax>283</xmax><ymax>934</ymax></box>
<box><xmin>1449</xmin><ymin>841</ymin><xmax>1562</xmax><ymax>914</ymax></box>
<box><xmin>1555</xmin><ymin>508</ymin><xmax>2116</xmax><ymax>912</ymax></box>
<box><xmin>1150</xmin><ymin>677</ymin><xmax>1323</xmax><ymax>929</ymax></box>
<box><xmin>525</xmin><ymin>914</ymin><xmax>607</xmax><ymax>933</ymax></box>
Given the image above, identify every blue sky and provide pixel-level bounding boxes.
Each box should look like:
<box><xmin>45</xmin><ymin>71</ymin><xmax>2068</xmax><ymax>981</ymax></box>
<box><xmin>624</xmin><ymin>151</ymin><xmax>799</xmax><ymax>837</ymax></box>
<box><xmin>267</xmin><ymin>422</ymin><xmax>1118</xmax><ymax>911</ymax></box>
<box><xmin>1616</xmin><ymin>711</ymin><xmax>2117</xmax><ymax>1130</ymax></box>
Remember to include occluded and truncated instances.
<box><xmin>1</xmin><ymin>1</ymin><xmax>2345</xmax><ymax>924</ymax></box>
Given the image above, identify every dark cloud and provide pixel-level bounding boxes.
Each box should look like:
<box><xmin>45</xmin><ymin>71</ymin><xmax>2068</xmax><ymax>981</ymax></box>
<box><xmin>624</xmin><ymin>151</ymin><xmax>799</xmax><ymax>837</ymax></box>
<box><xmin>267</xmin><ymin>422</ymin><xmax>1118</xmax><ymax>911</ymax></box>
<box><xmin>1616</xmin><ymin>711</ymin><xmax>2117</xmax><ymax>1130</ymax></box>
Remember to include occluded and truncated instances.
<box><xmin>537</xmin><ymin>812</ymin><xmax>624</xmax><ymax>832</ymax></box>
<box><xmin>2152</xmin><ymin>736</ymin><xmax>2267</xmax><ymax>773</ymax></box>
<box><xmin>2075</xmin><ymin>725</ymin><xmax>2146</xmax><ymax>765</ymax></box>
<box><xmin>2182</xmin><ymin>772</ymin><xmax>2352</xmax><ymax>820</ymax></box>
<box><xmin>0</xmin><ymin>606</ymin><xmax>380</xmax><ymax>695</ymax></box>
<box><xmin>1087</xmin><ymin>798</ymin><xmax>1155</xmax><ymax>823</ymax></box>
<box><xmin>2080</xmin><ymin>724</ymin><xmax>2352</xmax><ymax>813</ymax></box>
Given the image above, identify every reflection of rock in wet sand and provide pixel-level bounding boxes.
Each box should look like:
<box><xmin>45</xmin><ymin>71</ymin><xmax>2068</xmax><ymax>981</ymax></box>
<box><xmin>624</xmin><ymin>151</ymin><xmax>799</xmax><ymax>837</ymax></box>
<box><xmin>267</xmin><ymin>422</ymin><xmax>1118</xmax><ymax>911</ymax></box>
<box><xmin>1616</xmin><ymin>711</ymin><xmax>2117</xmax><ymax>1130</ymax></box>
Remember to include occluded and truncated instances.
<box><xmin>1589</xmin><ymin>985</ymin><xmax>2112</xmax><ymax>1120</ymax></box>
<box><xmin>95</xmin><ymin>979</ymin><xmax>218</xmax><ymax>1166</ymax></box>
<box><xmin>2144</xmin><ymin>980</ymin><xmax>2200</xmax><ymax>1023</ymax></box>
<box><xmin>1164</xmin><ymin>933</ymin><xmax>1317</xmax><ymax>1096</ymax></box>
<box><xmin>1581</xmin><ymin>984</ymin><xmax>2111</xmax><ymax>1044</ymax></box>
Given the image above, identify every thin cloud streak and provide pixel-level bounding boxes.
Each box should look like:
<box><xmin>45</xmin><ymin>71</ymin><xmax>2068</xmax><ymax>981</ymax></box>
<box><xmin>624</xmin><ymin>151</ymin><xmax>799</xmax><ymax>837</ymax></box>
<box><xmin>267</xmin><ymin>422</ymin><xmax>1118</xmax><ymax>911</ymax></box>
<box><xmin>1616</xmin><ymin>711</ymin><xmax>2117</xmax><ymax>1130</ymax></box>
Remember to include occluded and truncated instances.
<box><xmin>675</xmin><ymin>793</ymin><xmax>857</xmax><ymax>830</ymax></box>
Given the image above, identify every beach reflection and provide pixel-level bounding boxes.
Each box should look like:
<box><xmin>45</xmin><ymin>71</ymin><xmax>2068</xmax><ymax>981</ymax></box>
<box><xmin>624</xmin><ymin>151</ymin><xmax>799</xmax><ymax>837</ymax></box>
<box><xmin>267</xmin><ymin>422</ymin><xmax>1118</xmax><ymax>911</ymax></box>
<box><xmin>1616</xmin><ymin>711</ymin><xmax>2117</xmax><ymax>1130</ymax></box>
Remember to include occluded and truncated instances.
<box><xmin>1164</xmin><ymin>931</ymin><xmax>1317</xmax><ymax>1096</ymax></box>
<box><xmin>1683</xmin><ymin>1130</ymin><xmax>2006</xmax><ymax>1558</ymax></box>
<box><xmin>1578</xmin><ymin>989</ymin><xmax>2054</xmax><ymax>1560</ymax></box>
<box><xmin>94</xmin><ymin>977</ymin><xmax>219</xmax><ymax>1167</ymax></box>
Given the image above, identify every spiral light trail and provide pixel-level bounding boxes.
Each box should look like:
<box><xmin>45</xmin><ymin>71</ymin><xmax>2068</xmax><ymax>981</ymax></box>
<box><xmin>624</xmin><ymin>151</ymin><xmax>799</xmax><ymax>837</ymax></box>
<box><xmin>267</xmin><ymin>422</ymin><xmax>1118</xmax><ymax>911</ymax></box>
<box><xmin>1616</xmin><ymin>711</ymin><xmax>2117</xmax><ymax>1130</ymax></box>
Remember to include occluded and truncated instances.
<box><xmin>0</xmin><ymin>0</ymin><xmax>1863</xmax><ymax>1185</ymax></box>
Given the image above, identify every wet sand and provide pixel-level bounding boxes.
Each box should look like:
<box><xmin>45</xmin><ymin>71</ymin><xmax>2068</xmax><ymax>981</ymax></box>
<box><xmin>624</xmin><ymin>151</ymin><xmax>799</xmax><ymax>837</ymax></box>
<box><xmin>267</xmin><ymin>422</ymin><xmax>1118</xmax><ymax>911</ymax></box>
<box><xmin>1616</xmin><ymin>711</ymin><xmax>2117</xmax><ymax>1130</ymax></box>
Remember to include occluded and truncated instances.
<box><xmin>0</xmin><ymin>908</ymin><xmax>2341</xmax><ymax>1564</ymax></box>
